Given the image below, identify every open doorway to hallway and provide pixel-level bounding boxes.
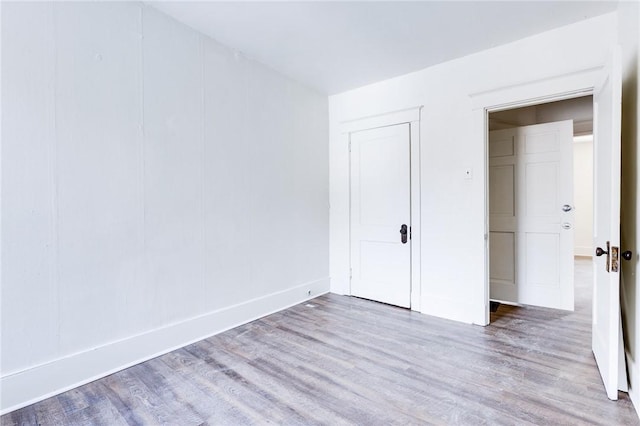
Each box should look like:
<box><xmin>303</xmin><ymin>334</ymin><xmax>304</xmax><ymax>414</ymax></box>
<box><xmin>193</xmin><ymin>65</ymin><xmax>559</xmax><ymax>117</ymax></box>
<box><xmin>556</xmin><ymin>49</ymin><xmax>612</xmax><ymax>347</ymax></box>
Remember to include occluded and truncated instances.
<box><xmin>487</xmin><ymin>95</ymin><xmax>593</xmax><ymax>314</ymax></box>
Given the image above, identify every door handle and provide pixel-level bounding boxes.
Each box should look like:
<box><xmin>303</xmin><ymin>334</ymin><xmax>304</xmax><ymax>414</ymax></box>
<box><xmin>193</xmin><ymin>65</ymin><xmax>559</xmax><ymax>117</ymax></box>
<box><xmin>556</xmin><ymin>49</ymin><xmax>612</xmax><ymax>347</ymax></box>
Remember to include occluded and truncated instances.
<box><xmin>400</xmin><ymin>224</ymin><xmax>408</xmax><ymax>244</ymax></box>
<box><xmin>562</xmin><ymin>204</ymin><xmax>573</xmax><ymax>212</ymax></box>
<box><xmin>595</xmin><ymin>246</ymin><xmax>609</xmax><ymax>256</ymax></box>
<box><xmin>596</xmin><ymin>243</ymin><xmax>609</xmax><ymax>274</ymax></box>
<box><xmin>623</xmin><ymin>251</ymin><xmax>633</xmax><ymax>261</ymax></box>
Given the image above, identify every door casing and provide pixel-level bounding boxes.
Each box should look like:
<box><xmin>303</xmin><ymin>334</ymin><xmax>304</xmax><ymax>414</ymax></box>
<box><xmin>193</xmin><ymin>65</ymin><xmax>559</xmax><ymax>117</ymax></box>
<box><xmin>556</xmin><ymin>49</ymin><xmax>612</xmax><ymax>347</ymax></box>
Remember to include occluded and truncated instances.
<box><xmin>341</xmin><ymin>107</ymin><xmax>422</xmax><ymax>311</ymax></box>
<box><xmin>470</xmin><ymin>68</ymin><xmax>602</xmax><ymax>326</ymax></box>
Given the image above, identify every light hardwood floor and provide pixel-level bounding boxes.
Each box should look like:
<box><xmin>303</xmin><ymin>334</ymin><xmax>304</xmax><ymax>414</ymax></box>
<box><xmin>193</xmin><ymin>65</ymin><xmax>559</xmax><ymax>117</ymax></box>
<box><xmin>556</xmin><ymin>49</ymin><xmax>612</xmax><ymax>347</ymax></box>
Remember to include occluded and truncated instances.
<box><xmin>3</xmin><ymin>258</ymin><xmax>638</xmax><ymax>425</ymax></box>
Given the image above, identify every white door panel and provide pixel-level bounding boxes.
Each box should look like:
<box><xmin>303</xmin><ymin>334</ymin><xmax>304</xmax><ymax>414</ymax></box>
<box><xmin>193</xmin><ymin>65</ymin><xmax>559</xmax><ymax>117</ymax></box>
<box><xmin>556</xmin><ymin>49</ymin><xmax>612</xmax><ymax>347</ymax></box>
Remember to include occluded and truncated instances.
<box><xmin>490</xmin><ymin>165</ymin><xmax>516</xmax><ymax>216</ymax></box>
<box><xmin>350</xmin><ymin>124</ymin><xmax>411</xmax><ymax>308</ymax></box>
<box><xmin>489</xmin><ymin>129</ymin><xmax>518</xmax><ymax>302</ymax></box>
<box><xmin>524</xmin><ymin>161</ymin><xmax>559</xmax><ymax>218</ymax></box>
<box><xmin>490</xmin><ymin>231</ymin><xmax>517</xmax><ymax>301</ymax></box>
<box><xmin>592</xmin><ymin>48</ymin><xmax>623</xmax><ymax>400</ymax></box>
<box><xmin>523</xmin><ymin>130</ymin><xmax>561</xmax><ymax>154</ymax></box>
<box><xmin>490</xmin><ymin>121</ymin><xmax>574</xmax><ymax>310</ymax></box>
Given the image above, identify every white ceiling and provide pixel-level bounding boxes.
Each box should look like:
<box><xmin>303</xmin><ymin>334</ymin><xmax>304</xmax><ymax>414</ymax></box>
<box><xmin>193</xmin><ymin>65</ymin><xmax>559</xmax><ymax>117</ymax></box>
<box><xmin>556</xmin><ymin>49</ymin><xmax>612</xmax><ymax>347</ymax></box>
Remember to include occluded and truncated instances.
<box><xmin>149</xmin><ymin>1</ymin><xmax>618</xmax><ymax>94</ymax></box>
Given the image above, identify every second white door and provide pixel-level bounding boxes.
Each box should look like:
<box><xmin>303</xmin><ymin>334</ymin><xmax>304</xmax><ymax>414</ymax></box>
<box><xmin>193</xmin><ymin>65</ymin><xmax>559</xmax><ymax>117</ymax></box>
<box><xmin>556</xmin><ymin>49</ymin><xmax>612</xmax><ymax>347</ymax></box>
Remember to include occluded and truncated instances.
<box><xmin>490</xmin><ymin>120</ymin><xmax>574</xmax><ymax>310</ymax></box>
<box><xmin>350</xmin><ymin>124</ymin><xmax>411</xmax><ymax>308</ymax></box>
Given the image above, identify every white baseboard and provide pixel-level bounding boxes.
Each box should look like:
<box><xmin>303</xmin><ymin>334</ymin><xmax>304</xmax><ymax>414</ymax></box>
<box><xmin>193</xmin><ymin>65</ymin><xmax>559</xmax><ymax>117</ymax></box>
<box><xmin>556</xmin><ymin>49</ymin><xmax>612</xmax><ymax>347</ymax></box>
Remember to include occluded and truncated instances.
<box><xmin>0</xmin><ymin>277</ymin><xmax>330</xmax><ymax>415</ymax></box>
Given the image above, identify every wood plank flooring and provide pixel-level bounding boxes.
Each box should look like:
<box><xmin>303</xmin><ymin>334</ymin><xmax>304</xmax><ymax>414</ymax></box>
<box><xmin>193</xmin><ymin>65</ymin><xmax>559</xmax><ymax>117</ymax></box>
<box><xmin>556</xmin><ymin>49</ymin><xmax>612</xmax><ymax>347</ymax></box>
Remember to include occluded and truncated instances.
<box><xmin>3</xmin><ymin>259</ymin><xmax>638</xmax><ymax>425</ymax></box>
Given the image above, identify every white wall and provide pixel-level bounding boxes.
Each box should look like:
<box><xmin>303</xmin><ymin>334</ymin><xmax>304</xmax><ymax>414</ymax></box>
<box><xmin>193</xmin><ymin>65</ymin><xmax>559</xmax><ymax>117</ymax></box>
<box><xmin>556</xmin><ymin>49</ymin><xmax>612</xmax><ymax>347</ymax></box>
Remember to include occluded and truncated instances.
<box><xmin>1</xmin><ymin>2</ymin><xmax>329</xmax><ymax>413</ymax></box>
<box><xmin>574</xmin><ymin>139</ymin><xmax>594</xmax><ymax>257</ymax></box>
<box><xmin>329</xmin><ymin>13</ymin><xmax>618</xmax><ymax>324</ymax></box>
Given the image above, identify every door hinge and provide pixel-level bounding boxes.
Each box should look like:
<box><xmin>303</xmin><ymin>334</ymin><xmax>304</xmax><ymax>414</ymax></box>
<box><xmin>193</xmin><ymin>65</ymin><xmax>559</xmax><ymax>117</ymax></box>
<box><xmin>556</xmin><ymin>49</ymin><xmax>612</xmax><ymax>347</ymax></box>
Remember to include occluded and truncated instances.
<box><xmin>349</xmin><ymin>268</ymin><xmax>352</xmax><ymax>279</ymax></box>
<box><xmin>349</xmin><ymin>140</ymin><xmax>352</xmax><ymax>152</ymax></box>
<box><xmin>410</xmin><ymin>226</ymin><xmax>412</xmax><ymax>240</ymax></box>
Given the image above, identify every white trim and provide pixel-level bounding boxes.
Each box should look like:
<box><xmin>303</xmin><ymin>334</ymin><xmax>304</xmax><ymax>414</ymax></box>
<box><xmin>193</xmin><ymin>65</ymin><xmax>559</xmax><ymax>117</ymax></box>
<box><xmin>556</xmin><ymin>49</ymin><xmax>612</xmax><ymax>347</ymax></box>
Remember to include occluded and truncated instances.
<box><xmin>471</xmin><ymin>69</ymin><xmax>601</xmax><ymax>326</ymax></box>
<box><xmin>340</xmin><ymin>106</ymin><xmax>422</xmax><ymax>134</ymax></box>
<box><xmin>409</xmin><ymin>119</ymin><xmax>422</xmax><ymax>311</ymax></box>
<box><xmin>470</xmin><ymin>67</ymin><xmax>601</xmax><ymax>110</ymax></box>
<box><xmin>343</xmin><ymin>106</ymin><xmax>422</xmax><ymax>311</ymax></box>
<box><xmin>0</xmin><ymin>277</ymin><xmax>330</xmax><ymax>415</ymax></box>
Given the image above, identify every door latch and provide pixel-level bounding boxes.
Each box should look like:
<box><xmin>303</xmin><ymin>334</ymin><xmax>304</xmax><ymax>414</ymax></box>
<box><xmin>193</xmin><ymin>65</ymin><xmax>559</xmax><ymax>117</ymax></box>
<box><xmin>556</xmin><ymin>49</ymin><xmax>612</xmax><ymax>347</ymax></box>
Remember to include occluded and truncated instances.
<box><xmin>596</xmin><ymin>241</ymin><xmax>619</xmax><ymax>273</ymax></box>
<box><xmin>611</xmin><ymin>246</ymin><xmax>619</xmax><ymax>272</ymax></box>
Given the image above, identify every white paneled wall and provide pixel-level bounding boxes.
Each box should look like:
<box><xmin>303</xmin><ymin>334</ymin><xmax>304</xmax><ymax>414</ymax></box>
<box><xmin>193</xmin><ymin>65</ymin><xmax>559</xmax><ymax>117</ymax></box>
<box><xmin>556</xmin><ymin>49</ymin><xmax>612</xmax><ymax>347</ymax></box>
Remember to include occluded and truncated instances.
<box><xmin>1</xmin><ymin>2</ymin><xmax>328</xmax><ymax>412</ymax></box>
<box><xmin>2</xmin><ymin>1</ymin><xmax>59</xmax><ymax>375</ymax></box>
<box><xmin>143</xmin><ymin>8</ymin><xmax>207</xmax><ymax>325</ymax></box>
<box><xmin>54</xmin><ymin>2</ymin><xmax>145</xmax><ymax>353</ymax></box>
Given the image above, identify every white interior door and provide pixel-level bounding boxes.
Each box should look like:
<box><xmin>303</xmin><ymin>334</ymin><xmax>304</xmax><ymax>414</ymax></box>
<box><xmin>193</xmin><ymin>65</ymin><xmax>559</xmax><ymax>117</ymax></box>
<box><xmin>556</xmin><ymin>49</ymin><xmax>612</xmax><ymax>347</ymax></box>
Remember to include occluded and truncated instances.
<box><xmin>350</xmin><ymin>124</ymin><xmax>411</xmax><ymax>308</ymax></box>
<box><xmin>518</xmin><ymin>121</ymin><xmax>574</xmax><ymax>310</ymax></box>
<box><xmin>592</xmin><ymin>48</ymin><xmax>623</xmax><ymax>401</ymax></box>
<box><xmin>490</xmin><ymin>120</ymin><xmax>574</xmax><ymax>310</ymax></box>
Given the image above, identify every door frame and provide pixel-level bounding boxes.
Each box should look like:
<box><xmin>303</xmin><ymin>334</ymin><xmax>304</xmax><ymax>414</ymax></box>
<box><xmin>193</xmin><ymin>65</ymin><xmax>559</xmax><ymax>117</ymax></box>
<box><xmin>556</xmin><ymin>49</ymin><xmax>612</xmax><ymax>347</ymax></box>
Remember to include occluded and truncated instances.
<box><xmin>341</xmin><ymin>106</ymin><xmax>423</xmax><ymax>311</ymax></box>
<box><xmin>470</xmin><ymin>67</ymin><xmax>603</xmax><ymax>325</ymax></box>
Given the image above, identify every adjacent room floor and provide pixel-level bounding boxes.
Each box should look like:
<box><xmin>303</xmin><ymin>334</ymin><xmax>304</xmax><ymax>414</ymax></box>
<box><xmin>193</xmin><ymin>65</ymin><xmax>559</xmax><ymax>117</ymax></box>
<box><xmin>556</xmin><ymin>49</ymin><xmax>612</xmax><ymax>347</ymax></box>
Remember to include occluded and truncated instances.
<box><xmin>2</xmin><ymin>258</ymin><xmax>638</xmax><ymax>425</ymax></box>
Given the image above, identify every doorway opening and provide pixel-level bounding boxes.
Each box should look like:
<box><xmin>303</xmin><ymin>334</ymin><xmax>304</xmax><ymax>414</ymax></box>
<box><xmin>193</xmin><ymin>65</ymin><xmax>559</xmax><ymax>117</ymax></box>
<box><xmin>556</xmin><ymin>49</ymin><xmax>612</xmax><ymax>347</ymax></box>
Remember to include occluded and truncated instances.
<box><xmin>487</xmin><ymin>95</ymin><xmax>594</xmax><ymax>316</ymax></box>
<box><xmin>477</xmin><ymin>55</ymin><xmax>623</xmax><ymax>400</ymax></box>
